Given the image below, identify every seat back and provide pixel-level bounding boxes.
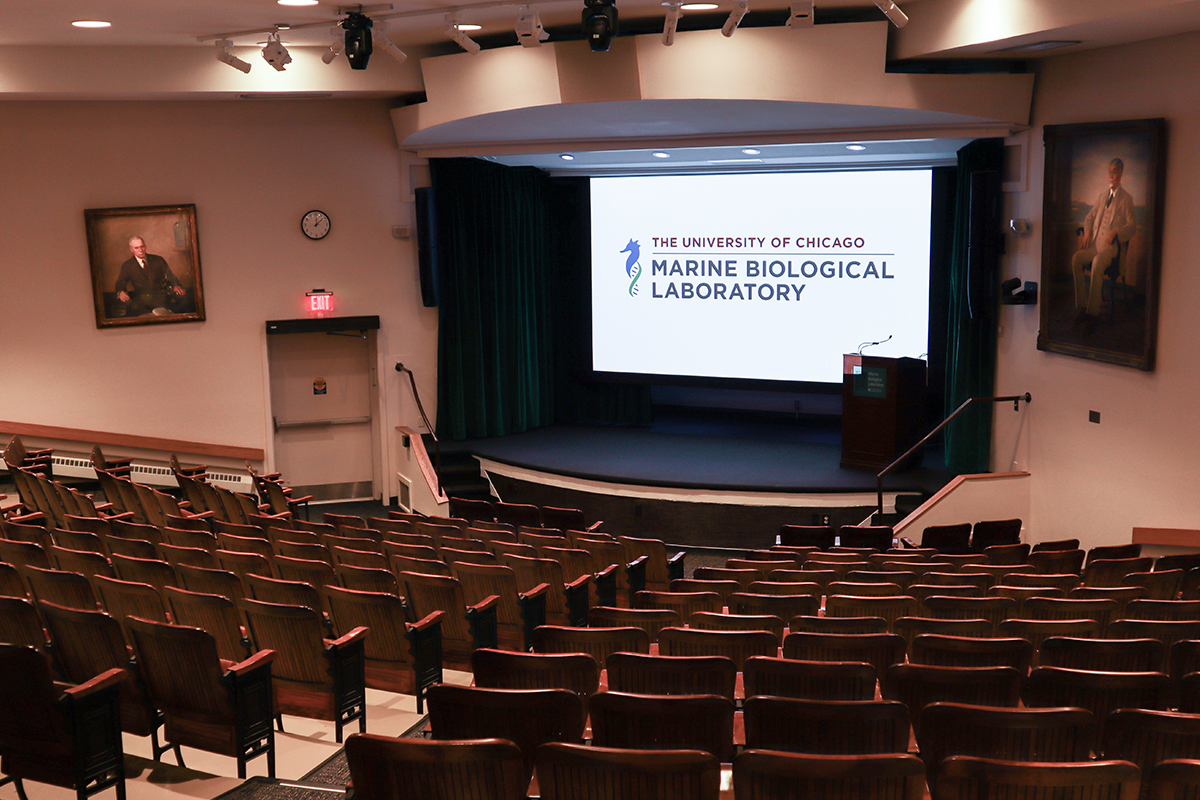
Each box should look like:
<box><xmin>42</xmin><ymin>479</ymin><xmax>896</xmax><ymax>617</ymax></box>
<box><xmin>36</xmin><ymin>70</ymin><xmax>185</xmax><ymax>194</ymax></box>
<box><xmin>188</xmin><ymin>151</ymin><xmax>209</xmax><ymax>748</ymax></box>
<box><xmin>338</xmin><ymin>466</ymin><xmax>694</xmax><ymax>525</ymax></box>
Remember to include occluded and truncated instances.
<box><xmin>589</xmin><ymin>690</ymin><xmax>735</xmax><ymax>761</ymax></box>
<box><xmin>921</xmin><ymin>524</ymin><xmax>972</xmax><ymax>554</ymax></box>
<box><xmin>606</xmin><ymin>651</ymin><xmax>737</xmax><ymax>701</ymax></box>
<box><xmin>782</xmin><ymin>631</ymin><xmax>906</xmax><ymax>680</ymax></box>
<box><xmin>883</xmin><ymin>663</ymin><xmax>1024</xmax><ymax>737</ymax></box>
<box><xmin>537</xmin><ymin>742</ymin><xmax>719</xmax><ymax>800</ymax></box>
<box><xmin>1024</xmin><ymin>666</ymin><xmax>1173</xmax><ymax>750</ymax></box>
<box><xmin>163</xmin><ymin>585</ymin><xmax>250</xmax><ymax>663</ymax></box>
<box><xmin>743</xmin><ymin>696</ymin><xmax>910</xmax><ymax>754</ymax></box>
<box><xmin>936</xmin><ymin>756</ymin><xmax>1140</xmax><ymax>800</ymax></box>
<box><xmin>1104</xmin><ymin>709</ymin><xmax>1200</xmax><ymax>800</ymax></box>
<box><xmin>733</xmin><ymin>751</ymin><xmax>926</xmax><ymax>800</ymax></box>
<box><xmin>918</xmin><ymin>703</ymin><xmax>1095</xmax><ymax>800</ymax></box>
<box><xmin>531</xmin><ymin>625</ymin><xmax>650</xmax><ymax>661</ymax></box>
<box><xmin>971</xmin><ymin>519</ymin><xmax>1022</xmax><ymax>551</ymax></box>
<box><xmin>471</xmin><ymin>648</ymin><xmax>600</xmax><ymax>699</ymax></box>
<box><xmin>426</xmin><ymin>684</ymin><xmax>584</xmax><ymax>780</ymax></box>
<box><xmin>587</xmin><ymin>606</ymin><xmax>681</xmax><ymax>643</ymax></box>
<box><xmin>1040</xmin><ymin>637</ymin><xmax>1166</xmax><ymax>673</ymax></box>
<box><xmin>346</xmin><ymin>734</ymin><xmax>526</xmax><ymax>800</ymax></box>
<box><xmin>657</xmin><ymin>626</ymin><xmax>778</xmax><ymax>669</ymax></box>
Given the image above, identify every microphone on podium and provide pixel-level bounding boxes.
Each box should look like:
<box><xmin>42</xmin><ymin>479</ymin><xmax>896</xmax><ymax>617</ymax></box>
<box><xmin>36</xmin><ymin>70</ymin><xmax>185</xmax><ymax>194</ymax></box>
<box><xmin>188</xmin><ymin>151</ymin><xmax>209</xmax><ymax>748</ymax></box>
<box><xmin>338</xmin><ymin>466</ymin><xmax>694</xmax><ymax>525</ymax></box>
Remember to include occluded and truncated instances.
<box><xmin>857</xmin><ymin>334</ymin><xmax>893</xmax><ymax>355</ymax></box>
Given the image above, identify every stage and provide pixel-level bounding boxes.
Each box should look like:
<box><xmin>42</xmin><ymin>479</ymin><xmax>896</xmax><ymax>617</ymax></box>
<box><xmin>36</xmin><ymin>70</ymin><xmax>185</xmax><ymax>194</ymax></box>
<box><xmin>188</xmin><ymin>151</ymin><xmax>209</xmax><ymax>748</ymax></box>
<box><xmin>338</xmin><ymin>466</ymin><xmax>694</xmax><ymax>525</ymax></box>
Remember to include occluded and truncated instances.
<box><xmin>452</xmin><ymin>409</ymin><xmax>955</xmax><ymax>549</ymax></box>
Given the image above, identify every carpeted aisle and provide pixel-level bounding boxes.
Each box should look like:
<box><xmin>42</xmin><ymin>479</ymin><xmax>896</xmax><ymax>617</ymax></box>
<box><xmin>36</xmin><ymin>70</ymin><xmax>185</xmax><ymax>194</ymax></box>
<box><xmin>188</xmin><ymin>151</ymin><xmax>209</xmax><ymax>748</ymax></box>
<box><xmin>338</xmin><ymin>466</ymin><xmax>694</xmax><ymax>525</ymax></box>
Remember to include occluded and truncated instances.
<box><xmin>212</xmin><ymin>716</ymin><xmax>430</xmax><ymax>800</ymax></box>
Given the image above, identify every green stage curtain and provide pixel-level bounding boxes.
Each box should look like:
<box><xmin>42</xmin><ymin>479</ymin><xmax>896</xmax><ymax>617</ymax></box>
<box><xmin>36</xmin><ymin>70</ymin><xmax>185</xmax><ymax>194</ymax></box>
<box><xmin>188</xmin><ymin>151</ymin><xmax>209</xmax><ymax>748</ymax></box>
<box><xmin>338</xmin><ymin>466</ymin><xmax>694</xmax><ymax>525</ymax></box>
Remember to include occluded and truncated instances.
<box><xmin>431</xmin><ymin>160</ymin><xmax>651</xmax><ymax>440</ymax></box>
<box><xmin>432</xmin><ymin>158</ymin><xmax>556</xmax><ymax>440</ymax></box>
<box><xmin>943</xmin><ymin>139</ymin><xmax>1003</xmax><ymax>474</ymax></box>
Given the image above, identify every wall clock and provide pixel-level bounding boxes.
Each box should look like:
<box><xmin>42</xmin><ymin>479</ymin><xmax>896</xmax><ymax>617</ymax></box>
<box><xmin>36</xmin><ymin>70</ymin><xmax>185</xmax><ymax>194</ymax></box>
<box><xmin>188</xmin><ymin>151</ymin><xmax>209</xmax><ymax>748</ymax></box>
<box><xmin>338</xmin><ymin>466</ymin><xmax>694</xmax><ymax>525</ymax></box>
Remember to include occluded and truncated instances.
<box><xmin>301</xmin><ymin>209</ymin><xmax>331</xmax><ymax>240</ymax></box>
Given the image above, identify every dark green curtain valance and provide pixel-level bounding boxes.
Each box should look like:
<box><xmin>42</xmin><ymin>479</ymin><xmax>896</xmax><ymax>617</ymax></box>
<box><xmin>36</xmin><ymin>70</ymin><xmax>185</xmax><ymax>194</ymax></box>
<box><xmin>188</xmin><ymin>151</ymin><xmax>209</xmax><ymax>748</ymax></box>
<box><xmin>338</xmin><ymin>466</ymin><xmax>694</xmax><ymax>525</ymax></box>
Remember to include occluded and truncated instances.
<box><xmin>943</xmin><ymin>139</ymin><xmax>1003</xmax><ymax>474</ymax></box>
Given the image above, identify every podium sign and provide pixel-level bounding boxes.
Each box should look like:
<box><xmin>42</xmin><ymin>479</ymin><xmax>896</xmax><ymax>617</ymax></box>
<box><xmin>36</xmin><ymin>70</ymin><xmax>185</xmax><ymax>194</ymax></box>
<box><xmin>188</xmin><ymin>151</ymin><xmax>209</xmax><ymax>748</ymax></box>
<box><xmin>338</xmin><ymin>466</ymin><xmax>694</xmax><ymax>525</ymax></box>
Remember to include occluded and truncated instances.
<box><xmin>841</xmin><ymin>354</ymin><xmax>927</xmax><ymax>471</ymax></box>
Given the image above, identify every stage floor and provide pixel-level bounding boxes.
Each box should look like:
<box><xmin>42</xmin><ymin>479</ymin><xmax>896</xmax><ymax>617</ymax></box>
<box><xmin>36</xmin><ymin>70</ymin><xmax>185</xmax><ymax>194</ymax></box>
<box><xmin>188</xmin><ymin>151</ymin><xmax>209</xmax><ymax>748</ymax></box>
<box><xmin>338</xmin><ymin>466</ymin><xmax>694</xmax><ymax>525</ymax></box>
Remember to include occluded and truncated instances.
<box><xmin>459</xmin><ymin>410</ymin><xmax>953</xmax><ymax>496</ymax></box>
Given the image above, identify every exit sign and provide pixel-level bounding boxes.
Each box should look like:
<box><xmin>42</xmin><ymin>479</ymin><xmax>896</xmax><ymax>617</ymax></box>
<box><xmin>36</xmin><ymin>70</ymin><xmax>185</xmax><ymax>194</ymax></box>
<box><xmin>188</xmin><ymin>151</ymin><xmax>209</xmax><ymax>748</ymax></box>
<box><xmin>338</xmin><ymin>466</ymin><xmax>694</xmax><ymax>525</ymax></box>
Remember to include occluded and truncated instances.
<box><xmin>306</xmin><ymin>289</ymin><xmax>334</xmax><ymax>317</ymax></box>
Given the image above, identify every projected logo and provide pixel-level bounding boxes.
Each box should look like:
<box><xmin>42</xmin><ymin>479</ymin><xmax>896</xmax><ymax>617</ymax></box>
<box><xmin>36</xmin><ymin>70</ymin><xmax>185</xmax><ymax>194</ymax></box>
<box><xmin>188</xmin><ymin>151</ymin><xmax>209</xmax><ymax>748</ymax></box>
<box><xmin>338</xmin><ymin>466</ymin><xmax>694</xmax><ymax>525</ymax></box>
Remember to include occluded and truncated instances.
<box><xmin>621</xmin><ymin>239</ymin><xmax>642</xmax><ymax>296</ymax></box>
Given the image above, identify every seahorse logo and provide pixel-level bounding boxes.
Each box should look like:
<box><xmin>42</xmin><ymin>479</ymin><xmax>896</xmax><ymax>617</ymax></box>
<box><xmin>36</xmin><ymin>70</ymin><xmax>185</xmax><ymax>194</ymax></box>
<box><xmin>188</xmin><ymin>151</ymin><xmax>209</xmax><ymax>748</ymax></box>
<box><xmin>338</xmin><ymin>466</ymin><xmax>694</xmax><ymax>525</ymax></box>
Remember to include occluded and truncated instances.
<box><xmin>621</xmin><ymin>239</ymin><xmax>642</xmax><ymax>296</ymax></box>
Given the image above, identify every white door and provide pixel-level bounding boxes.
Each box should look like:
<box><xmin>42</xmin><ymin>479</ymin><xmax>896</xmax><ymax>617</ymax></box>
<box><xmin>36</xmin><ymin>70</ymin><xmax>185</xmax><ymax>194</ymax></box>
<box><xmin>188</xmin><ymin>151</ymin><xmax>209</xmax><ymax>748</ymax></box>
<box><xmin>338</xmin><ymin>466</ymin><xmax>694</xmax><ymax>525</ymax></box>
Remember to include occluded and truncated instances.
<box><xmin>267</xmin><ymin>330</ymin><xmax>376</xmax><ymax>500</ymax></box>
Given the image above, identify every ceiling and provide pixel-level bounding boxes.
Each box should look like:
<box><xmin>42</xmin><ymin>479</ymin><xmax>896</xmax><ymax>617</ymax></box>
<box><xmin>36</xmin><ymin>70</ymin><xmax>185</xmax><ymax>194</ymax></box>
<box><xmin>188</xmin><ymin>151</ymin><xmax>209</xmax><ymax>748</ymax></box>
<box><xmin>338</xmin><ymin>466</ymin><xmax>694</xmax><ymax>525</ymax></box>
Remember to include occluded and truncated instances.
<box><xmin>5</xmin><ymin>0</ymin><xmax>1200</xmax><ymax>172</ymax></box>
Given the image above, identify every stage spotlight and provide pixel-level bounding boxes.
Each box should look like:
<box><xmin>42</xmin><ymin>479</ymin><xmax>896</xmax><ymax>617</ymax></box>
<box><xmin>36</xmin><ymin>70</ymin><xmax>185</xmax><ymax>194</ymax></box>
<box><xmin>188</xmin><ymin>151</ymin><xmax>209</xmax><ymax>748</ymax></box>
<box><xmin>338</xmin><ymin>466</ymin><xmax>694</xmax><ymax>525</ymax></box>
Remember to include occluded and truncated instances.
<box><xmin>321</xmin><ymin>28</ymin><xmax>344</xmax><ymax>64</ymax></box>
<box><xmin>722</xmin><ymin>0</ymin><xmax>747</xmax><ymax>37</ymax></box>
<box><xmin>445</xmin><ymin>17</ymin><xmax>481</xmax><ymax>53</ymax></box>
<box><xmin>261</xmin><ymin>32</ymin><xmax>291</xmax><ymax>71</ymax></box>
<box><xmin>377</xmin><ymin>33</ymin><xmax>407</xmax><ymax>63</ymax></box>
<box><xmin>662</xmin><ymin>2</ymin><xmax>682</xmax><ymax>46</ymax></box>
<box><xmin>215</xmin><ymin>39</ymin><xmax>252</xmax><ymax>73</ymax></box>
<box><xmin>874</xmin><ymin>0</ymin><xmax>908</xmax><ymax>27</ymax></box>
<box><xmin>582</xmin><ymin>0</ymin><xmax>619</xmax><ymax>52</ymax></box>
<box><xmin>516</xmin><ymin>6</ymin><xmax>549</xmax><ymax>47</ymax></box>
<box><xmin>786</xmin><ymin>0</ymin><xmax>813</xmax><ymax>28</ymax></box>
<box><xmin>342</xmin><ymin>11</ymin><xmax>373</xmax><ymax>70</ymax></box>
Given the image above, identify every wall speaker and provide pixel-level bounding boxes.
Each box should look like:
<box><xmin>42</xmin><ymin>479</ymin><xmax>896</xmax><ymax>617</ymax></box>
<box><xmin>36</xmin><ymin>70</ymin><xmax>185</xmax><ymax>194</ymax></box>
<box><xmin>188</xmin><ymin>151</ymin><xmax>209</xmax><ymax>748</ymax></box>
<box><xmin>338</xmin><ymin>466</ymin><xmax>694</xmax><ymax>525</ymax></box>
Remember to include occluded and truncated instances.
<box><xmin>415</xmin><ymin>186</ymin><xmax>439</xmax><ymax>308</ymax></box>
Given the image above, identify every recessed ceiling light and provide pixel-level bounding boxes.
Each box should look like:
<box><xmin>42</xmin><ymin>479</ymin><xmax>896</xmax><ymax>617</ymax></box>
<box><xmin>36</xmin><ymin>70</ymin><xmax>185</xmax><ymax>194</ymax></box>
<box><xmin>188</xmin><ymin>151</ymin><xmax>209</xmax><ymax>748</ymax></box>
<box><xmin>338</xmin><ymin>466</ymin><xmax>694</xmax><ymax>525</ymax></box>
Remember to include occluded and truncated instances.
<box><xmin>456</xmin><ymin>23</ymin><xmax>483</xmax><ymax>31</ymax></box>
<box><xmin>560</xmin><ymin>154</ymin><xmax>575</xmax><ymax>161</ymax></box>
<box><xmin>741</xmin><ymin>148</ymin><xmax>761</xmax><ymax>155</ymax></box>
<box><xmin>278</xmin><ymin>0</ymin><xmax>318</xmax><ymax>6</ymax></box>
<box><xmin>846</xmin><ymin>144</ymin><xmax>867</xmax><ymax>151</ymax></box>
<box><xmin>991</xmin><ymin>39</ymin><xmax>1082</xmax><ymax>54</ymax></box>
<box><xmin>652</xmin><ymin>151</ymin><xmax>671</xmax><ymax>159</ymax></box>
<box><xmin>681</xmin><ymin>2</ymin><xmax>718</xmax><ymax>8</ymax></box>
<box><xmin>72</xmin><ymin>20</ymin><xmax>111</xmax><ymax>28</ymax></box>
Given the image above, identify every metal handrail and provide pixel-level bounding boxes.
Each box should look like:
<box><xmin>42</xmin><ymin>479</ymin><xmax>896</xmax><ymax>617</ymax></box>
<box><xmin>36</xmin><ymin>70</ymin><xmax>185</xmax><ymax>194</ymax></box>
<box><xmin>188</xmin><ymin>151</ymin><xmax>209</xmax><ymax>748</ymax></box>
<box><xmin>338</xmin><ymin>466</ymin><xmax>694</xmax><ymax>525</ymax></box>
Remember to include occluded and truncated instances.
<box><xmin>395</xmin><ymin>363</ymin><xmax>441</xmax><ymax>499</ymax></box>
<box><xmin>876</xmin><ymin>392</ymin><xmax>1031</xmax><ymax>516</ymax></box>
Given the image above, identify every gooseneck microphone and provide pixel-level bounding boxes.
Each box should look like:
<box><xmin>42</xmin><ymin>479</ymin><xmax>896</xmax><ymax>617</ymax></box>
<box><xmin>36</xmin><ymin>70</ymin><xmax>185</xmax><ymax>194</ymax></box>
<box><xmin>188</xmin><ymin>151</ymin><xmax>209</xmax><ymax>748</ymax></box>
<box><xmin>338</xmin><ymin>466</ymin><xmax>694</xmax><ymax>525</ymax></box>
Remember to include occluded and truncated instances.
<box><xmin>857</xmin><ymin>334</ymin><xmax>893</xmax><ymax>355</ymax></box>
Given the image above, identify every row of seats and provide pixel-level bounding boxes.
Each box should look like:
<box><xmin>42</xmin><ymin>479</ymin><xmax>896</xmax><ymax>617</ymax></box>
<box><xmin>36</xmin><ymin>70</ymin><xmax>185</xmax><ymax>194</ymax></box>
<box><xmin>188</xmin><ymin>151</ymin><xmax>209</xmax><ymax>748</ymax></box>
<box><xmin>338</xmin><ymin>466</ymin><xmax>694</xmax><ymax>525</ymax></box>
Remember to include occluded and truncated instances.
<box><xmin>344</xmin><ymin>729</ymin><xmax>1200</xmax><ymax>800</ymax></box>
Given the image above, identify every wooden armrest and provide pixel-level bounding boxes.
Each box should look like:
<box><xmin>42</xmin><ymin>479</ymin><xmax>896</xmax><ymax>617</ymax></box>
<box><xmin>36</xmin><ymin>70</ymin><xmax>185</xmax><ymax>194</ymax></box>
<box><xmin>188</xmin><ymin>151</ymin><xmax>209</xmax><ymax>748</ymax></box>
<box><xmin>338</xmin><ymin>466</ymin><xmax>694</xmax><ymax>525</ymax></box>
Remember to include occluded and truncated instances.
<box><xmin>521</xmin><ymin>582</ymin><xmax>551</xmax><ymax>601</ymax></box>
<box><xmin>667</xmin><ymin>550</ymin><xmax>685</xmax><ymax>581</ymax></box>
<box><xmin>260</xmin><ymin>472</ymin><xmax>282</xmax><ymax>481</ymax></box>
<box><xmin>327</xmin><ymin>626</ymin><xmax>369</xmax><ymax>649</ymax></box>
<box><xmin>566</xmin><ymin>574</ymin><xmax>592</xmax><ymax>591</ymax></box>
<box><xmin>627</xmin><ymin>555</ymin><xmax>649</xmax><ymax>570</ymax></box>
<box><xmin>288</xmin><ymin>495</ymin><xmax>315</xmax><ymax>504</ymax></box>
<box><xmin>257</xmin><ymin>509</ymin><xmax>292</xmax><ymax>520</ymax></box>
<box><xmin>5</xmin><ymin>509</ymin><xmax>45</xmax><ymax>524</ymax></box>
<box><xmin>64</xmin><ymin>667</ymin><xmax>126</xmax><ymax>698</ymax></box>
<box><xmin>100</xmin><ymin>510</ymin><xmax>136</xmax><ymax>521</ymax></box>
<box><xmin>468</xmin><ymin>594</ymin><xmax>500</xmax><ymax>614</ymax></box>
<box><xmin>409</xmin><ymin>609</ymin><xmax>445</xmax><ymax>632</ymax></box>
<box><xmin>586</xmin><ymin>520</ymin><xmax>606</xmax><ymax>531</ymax></box>
<box><xmin>899</xmin><ymin>537</ymin><xmax>918</xmax><ymax>549</ymax></box>
<box><xmin>595</xmin><ymin>564</ymin><xmax>617</xmax><ymax>580</ymax></box>
<box><xmin>227</xmin><ymin>648</ymin><xmax>275</xmax><ymax>676</ymax></box>
<box><xmin>26</xmin><ymin>448</ymin><xmax>54</xmax><ymax>457</ymax></box>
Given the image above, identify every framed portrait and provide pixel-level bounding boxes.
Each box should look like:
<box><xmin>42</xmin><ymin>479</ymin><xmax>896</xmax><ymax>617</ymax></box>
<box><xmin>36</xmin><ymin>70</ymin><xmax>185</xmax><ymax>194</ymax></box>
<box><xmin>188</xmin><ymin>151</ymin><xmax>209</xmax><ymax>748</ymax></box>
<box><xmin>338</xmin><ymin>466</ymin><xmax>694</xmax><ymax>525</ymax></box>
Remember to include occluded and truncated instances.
<box><xmin>1037</xmin><ymin>118</ymin><xmax>1165</xmax><ymax>370</ymax></box>
<box><xmin>85</xmin><ymin>204</ymin><xmax>206</xmax><ymax>328</ymax></box>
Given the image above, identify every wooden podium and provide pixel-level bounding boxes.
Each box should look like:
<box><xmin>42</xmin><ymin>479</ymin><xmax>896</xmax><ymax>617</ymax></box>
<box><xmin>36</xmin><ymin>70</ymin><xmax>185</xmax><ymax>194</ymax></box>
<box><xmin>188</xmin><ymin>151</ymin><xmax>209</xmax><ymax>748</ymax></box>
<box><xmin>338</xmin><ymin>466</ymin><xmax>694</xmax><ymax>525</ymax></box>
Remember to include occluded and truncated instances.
<box><xmin>840</xmin><ymin>354</ymin><xmax>927</xmax><ymax>471</ymax></box>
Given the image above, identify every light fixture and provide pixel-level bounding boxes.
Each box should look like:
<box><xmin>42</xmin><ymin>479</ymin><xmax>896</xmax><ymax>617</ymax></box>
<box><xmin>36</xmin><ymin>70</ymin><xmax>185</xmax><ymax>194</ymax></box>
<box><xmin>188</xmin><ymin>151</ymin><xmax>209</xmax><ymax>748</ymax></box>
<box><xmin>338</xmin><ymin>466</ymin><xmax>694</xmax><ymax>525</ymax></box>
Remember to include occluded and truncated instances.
<box><xmin>874</xmin><ymin>0</ymin><xmax>908</xmax><ymax>28</ymax></box>
<box><xmin>560</xmin><ymin>154</ymin><xmax>576</xmax><ymax>161</ymax></box>
<box><xmin>722</xmin><ymin>0</ymin><xmax>747</xmax><ymax>36</ymax></box>
<box><xmin>786</xmin><ymin>0</ymin><xmax>813</xmax><ymax>28</ymax></box>
<box><xmin>445</xmin><ymin>16</ymin><xmax>481</xmax><ymax>53</ymax></box>
<box><xmin>342</xmin><ymin>12</ymin><xmax>373</xmax><ymax>69</ymax></box>
<box><xmin>377</xmin><ymin>33</ymin><xmax>407</xmax><ymax>63</ymax></box>
<box><xmin>261</xmin><ymin>31</ymin><xmax>292</xmax><ymax>71</ymax></box>
<box><xmin>846</xmin><ymin>144</ymin><xmax>866</xmax><ymax>151</ymax></box>
<box><xmin>516</xmin><ymin>6</ymin><xmax>549</xmax><ymax>47</ymax></box>
<box><xmin>321</xmin><ymin>30</ymin><xmax>344</xmax><ymax>64</ymax></box>
<box><xmin>662</xmin><ymin>2</ymin><xmax>682</xmax><ymax>46</ymax></box>
<box><xmin>652</xmin><ymin>151</ymin><xmax>671</xmax><ymax>158</ymax></box>
<box><xmin>216</xmin><ymin>39</ymin><xmax>252</xmax><ymax>73</ymax></box>
<box><xmin>71</xmin><ymin>20</ymin><xmax>111</xmax><ymax>28</ymax></box>
<box><xmin>278</xmin><ymin>0</ymin><xmax>318</xmax><ymax>5</ymax></box>
<box><xmin>582</xmin><ymin>0</ymin><xmax>619</xmax><ymax>52</ymax></box>
<box><xmin>681</xmin><ymin>2</ymin><xmax>717</xmax><ymax>8</ymax></box>
<box><xmin>741</xmin><ymin>147</ymin><xmax>761</xmax><ymax>155</ymax></box>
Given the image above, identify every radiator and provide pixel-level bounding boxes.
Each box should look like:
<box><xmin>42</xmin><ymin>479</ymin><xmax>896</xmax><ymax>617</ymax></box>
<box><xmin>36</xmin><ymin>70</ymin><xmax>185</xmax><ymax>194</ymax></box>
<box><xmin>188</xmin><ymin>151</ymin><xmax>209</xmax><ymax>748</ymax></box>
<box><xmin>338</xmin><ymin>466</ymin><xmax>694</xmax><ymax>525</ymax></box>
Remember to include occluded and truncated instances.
<box><xmin>48</xmin><ymin>455</ymin><xmax>255</xmax><ymax>494</ymax></box>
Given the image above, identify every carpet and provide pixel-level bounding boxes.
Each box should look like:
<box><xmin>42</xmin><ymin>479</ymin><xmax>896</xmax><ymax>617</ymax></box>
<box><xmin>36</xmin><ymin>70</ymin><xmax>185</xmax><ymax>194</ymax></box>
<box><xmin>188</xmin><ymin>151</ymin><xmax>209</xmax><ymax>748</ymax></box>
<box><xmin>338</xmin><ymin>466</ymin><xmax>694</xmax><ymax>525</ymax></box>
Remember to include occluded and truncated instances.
<box><xmin>211</xmin><ymin>778</ymin><xmax>346</xmax><ymax>800</ymax></box>
<box><xmin>299</xmin><ymin>715</ymin><xmax>430</xmax><ymax>787</ymax></box>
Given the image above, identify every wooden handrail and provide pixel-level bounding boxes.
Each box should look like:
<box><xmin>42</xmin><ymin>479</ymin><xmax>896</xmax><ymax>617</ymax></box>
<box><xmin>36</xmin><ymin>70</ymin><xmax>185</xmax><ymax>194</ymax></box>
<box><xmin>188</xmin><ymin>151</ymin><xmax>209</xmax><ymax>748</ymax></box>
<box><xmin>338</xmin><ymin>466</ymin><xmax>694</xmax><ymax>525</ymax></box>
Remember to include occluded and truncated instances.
<box><xmin>876</xmin><ymin>392</ymin><xmax>1031</xmax><ymax>516</ymax></box>
<box><xmin>395</xmin><ymin>363</ymin><xmax>440</xmax><ymax>499</ymax></box>
<box><xmin>0</xmin><ymin>420</ymin><xmax>264</xmax><ymax>461</ymax></box>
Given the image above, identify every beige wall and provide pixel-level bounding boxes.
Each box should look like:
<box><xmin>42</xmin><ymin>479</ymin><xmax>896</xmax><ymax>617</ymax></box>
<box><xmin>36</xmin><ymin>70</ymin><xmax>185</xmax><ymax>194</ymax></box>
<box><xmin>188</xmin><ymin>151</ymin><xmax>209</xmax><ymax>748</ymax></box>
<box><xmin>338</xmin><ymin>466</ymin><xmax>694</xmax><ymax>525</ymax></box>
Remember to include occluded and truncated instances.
<box><xmin>995</xmin><ymin>30</ymin><xmax>1200</xmax><ymax>546</ymax></box>
<box><xmin>0</xmin><ymin>100</ymin><xmax>438</xmax><ymax>488</ymax></box>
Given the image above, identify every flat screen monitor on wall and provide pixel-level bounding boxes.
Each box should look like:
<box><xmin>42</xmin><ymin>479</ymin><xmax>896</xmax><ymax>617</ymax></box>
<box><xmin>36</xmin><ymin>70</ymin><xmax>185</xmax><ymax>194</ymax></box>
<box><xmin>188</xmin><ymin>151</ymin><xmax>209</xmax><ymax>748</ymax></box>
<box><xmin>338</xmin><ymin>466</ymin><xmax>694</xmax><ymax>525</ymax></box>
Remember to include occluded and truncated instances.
<box><xmin>588</xmin><ymin>169</ymin><xmax>934</xmax><ymax>387</ymax></box>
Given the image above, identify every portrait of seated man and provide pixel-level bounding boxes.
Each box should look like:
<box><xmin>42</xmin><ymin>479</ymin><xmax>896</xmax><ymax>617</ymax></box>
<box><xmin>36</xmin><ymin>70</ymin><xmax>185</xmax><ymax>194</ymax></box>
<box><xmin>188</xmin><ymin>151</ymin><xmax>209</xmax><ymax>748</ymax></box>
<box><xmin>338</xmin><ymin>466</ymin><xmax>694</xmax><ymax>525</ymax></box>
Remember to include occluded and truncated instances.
<box><xmin>113</xmin><ymin>235</ymin><xmax>190</xmax><ymax>317</ymax></box>
<box><xmin>1071</xmin><ymin>157</ymin><xmax>1137</xmax><ymax>335</ymax></box>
